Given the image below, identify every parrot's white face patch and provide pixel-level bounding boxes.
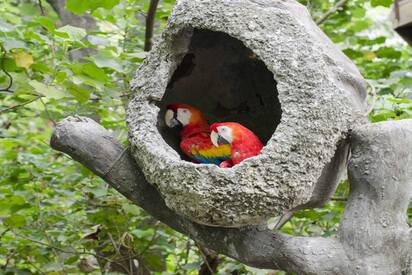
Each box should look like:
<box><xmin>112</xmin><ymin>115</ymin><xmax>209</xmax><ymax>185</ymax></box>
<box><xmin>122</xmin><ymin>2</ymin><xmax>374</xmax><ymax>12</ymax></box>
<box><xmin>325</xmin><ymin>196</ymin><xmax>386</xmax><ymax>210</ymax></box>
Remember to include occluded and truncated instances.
<box><xmin>165</xmin><ymin>109</ymin><xmax>177</xmax><ymax>127</ymax></box>
<box><xmin>211</xmin><ymin>130</ymin><xmax>219</xmax><ymax>147</ymax></box>
<box><xmin>217</xmin><ymin>126</ymin><xmax>233</xmax><ymax>144</ymax></box>
<box><xmin>211</xmin><ymin>126</ymin><xmax>233</xmax><ymax>146</ymax></box>
<box><xmin>176</xmin><ymin>108</ymin><xmax>191</xmax><ymax>126</ymax></box>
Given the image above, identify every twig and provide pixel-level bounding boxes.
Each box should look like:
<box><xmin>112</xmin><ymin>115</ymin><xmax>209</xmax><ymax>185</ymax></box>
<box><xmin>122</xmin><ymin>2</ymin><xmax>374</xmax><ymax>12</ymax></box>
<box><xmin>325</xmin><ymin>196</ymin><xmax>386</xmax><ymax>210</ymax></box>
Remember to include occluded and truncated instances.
<box><xmin>25</xmin><ymin>258</ymin><xmax>47</xmax><ymax>275</ymax></box>
<box><xmin>183</xmin><ymin>240</ymin><xmax>192</xmax><ymax>265</ymax></box>
<box><xmin>196</xmin><ymin>244</ymin><xmax>215</xmax><ymax>275</ymax></box>
<box><xmin>38</xmin><ymin>0</ymin><xmax>46</xmax><ymax>16</ymax></box>
<box><xmin>40</xmin><ymin>97</ymin><xmax>57</xmax><ymax>126</ymax></box>
<box><xmin>0</xmin><ymin>228</ymin><xmax>10</xmax><ymax>240</ymax></box>
<box><xmin>331</xmin><ymin>197</ymin><xmax>348</xmax><ymax>202</ymax></box>
<box><xmin>0</xmin><ymin>96</ymin><xmax>43</xmax><ymax>114</ymax></box>
<box><xmin>3</xmin><ymin>250</ymin><xmax>16</xmax><ymax>270</ymax></box>
<box><xmin>315</xmin><ymin>0</ymin><xmax>349</xmax><ymax>25</ymax></box>
<box><xmin>1</xmin><ymin>250</ymin><xmax>16</xmax><ymax>270</ymax></box>
<box><xmin>0</xmin><ymin>55</ymin><xmax>13</xmax><ymax>93</ymax></box>
<box><xmin>144</xmin><ymin>0</ymin><xmax>159</xmax><ymax>51</ymax></box>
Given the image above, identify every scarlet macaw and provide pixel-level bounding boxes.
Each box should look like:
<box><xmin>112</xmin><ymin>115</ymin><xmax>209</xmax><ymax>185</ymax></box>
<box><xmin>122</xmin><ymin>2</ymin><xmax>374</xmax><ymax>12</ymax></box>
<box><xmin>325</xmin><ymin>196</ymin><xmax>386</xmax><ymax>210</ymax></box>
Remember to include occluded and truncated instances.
<box><xmin>164</xmin><ymin>103</ymin><xmax>231</xmax><ymax>165</ymax></box>
<box><xmin>210</xmin><ymin>122</ymin><xmax>263</xmax><ymax>168</ymax></box>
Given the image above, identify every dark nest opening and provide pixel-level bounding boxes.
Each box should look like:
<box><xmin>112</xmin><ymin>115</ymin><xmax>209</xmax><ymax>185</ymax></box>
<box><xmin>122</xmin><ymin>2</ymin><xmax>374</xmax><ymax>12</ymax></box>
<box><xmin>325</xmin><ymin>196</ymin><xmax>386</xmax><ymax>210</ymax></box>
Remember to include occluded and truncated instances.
<box><xmin>158</xmin><ymin>29</ymin><xmax>282</xmax><ymax>160</ymax></box>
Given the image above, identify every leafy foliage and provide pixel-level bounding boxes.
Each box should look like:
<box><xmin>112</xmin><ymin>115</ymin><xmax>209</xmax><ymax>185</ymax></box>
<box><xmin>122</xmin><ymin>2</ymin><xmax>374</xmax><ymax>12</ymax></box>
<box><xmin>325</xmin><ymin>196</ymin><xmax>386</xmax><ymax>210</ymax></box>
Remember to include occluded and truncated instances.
<box><xmin>0</xmin><ymin>0</ymin><xmax>411</xmax><ymax>274</ymax></box>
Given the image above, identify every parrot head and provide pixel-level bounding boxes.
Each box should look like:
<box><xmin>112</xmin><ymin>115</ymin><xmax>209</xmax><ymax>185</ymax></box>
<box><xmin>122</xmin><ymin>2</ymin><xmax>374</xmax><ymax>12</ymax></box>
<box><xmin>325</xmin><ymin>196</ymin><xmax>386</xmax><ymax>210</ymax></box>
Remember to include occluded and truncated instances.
<box><xmin>165</xmin><ymin>103</ymin><xmax>208</xmax><ymax>129</ymax></box>
<box><xmin>210</xmin><ymin>123</ymin><xmax>233</xmax><ymax>147</ymax></box>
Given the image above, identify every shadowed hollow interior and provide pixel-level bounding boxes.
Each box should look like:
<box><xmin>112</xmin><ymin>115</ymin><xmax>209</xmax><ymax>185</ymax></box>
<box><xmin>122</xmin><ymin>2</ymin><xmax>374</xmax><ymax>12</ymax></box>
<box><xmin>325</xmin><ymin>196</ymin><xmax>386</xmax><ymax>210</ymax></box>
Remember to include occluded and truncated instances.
<box><xmin>158</xmin><ymin>29</ymin><xmax>282</xmax><ymax>160</ymax></box>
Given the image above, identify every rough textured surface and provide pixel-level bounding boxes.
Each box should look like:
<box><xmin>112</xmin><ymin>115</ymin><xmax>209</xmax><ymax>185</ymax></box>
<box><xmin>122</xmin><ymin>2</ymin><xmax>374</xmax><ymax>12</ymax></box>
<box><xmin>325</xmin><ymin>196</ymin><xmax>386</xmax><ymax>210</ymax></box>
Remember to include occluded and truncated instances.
<box><xmin>50</xmin><ymin>117</ymin><xmax>412</xmax><ymax>274</ymax></box>
<box><xmin>127</xmin><ymin>0</ymin><xmax>368</xmax><ymax>226</ymax></box>
<box><xmin>340</xmin><ymin>120</ymin><xmax>412</xmax><ymax>275</ymax></box>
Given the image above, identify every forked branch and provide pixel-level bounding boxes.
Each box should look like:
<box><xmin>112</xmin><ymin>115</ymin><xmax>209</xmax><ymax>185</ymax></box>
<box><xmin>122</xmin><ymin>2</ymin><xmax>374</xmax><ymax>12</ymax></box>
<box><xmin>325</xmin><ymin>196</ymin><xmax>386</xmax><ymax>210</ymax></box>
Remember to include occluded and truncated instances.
<box><xmin>50</xmin><ymin>116</ymin><xmax>412</xmax><ymax>275</ymax></box>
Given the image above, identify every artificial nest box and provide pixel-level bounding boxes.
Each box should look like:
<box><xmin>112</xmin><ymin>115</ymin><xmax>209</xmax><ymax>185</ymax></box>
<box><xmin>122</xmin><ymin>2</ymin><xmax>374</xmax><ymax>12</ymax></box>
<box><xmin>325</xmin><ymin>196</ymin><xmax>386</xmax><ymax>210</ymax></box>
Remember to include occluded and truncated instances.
<box><xmin>391</xmin><ymin>0</ymin><xmax>412</xmax><ymax>46</ymax></box>
<box><xmin>127</xmin><ymin>0</ymin><xmax>368</xmax><ymax>227</ymax></box>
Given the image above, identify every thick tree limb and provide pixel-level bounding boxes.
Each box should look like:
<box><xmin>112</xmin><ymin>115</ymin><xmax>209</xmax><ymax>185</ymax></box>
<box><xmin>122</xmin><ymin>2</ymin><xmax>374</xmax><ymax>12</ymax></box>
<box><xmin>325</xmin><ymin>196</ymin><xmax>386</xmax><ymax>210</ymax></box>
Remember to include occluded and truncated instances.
<box><xmin>50</xmin><ymin>117</ymin><xmax>412</xmax><ymax>274</ymax></box>
<box><xmin>50</xmin><ymin>116</ymin><xmax>350</xmax><ymax>274</ymax></box>
<box><xmin>340</xmin><ymin>121</ymin><xmax>412</xmax><ymax>274</ymax></box>
<box><xmin>51</xmin><ymin>117</ymin><xmax>412</xmax><ymax>275</ymax></box>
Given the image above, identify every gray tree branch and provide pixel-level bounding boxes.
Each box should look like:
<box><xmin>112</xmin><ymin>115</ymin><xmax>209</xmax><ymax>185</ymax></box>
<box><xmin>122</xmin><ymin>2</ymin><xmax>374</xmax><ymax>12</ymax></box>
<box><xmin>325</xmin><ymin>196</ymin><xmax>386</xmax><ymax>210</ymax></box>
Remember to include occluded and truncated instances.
<box><xmin>50</xmin><ymin>116</ymin><xmax>348</xmax><ymax>274</ymax></box>
<box><xmin>340</xmin><ymin>121</ymin><xmax>412</xmax><ymax>274</ymax></box>
<box><xmin>50</xmin><ymin>116</ymin><xmax>412</xmax><ymax>274</ymax></box>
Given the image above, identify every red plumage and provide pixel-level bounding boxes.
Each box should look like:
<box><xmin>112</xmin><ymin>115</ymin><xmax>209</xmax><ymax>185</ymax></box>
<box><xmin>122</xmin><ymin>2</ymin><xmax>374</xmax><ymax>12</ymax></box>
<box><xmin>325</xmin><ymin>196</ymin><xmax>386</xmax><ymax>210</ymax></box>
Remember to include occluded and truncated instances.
<box><xmin>210</xmin><ymin>122</ymin><xmax>263</xmax><ymax>167</ymax></box>
<box><xmin>165</xmin><ymin>103</ymin><xmax>231</xmax><ymax>165</ymax></box>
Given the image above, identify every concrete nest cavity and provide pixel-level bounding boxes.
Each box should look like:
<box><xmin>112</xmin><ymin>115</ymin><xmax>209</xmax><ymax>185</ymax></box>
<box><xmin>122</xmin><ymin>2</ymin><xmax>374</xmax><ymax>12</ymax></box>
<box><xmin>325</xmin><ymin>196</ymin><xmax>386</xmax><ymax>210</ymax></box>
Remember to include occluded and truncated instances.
<box><xmin>127</xmin><ymin>0</ymin><xmax>369</xmax><ymax>227</ymax></box>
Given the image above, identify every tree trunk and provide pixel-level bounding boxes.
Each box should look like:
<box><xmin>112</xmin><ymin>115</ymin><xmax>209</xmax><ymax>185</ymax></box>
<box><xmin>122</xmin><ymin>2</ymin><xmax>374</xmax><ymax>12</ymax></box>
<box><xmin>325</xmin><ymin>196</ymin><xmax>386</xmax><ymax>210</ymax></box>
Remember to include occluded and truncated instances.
<box><xmin>50</xmin><ymin>117</ymin><xmax>412</xmax><ymax>274</ymax></box>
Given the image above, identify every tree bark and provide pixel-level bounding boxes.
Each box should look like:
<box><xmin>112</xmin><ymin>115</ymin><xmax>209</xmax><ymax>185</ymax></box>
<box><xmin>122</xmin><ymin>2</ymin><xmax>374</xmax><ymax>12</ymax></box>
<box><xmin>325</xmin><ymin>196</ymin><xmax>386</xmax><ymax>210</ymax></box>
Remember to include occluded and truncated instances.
<box><xmin>50</xmin><ymin>116</ymin><xmax>412</xmax><ymax>275</ymax></box>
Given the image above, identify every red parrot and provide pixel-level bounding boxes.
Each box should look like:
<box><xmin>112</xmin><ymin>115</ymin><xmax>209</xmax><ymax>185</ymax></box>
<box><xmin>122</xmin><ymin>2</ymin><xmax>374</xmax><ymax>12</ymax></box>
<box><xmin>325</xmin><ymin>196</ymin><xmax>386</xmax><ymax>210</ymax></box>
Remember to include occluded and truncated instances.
<box><xmin>210</xmin><ymin>122</ymin><xmax>263</xmax><ymax>168</ymax></box>
<box><xmin>164</xmin><ymin>103</ymin><xmax>231</xmax><ymax>165</ymax></box>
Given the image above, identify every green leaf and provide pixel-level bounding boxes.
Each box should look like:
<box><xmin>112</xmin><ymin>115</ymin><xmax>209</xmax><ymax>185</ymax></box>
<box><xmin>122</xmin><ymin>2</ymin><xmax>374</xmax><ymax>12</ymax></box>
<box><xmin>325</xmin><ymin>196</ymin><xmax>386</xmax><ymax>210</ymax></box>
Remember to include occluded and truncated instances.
<box><xmin>375</xmin><ymin>47</ymin><xmax>402</xmax><ymax>59</ymax></box>
<box><xmin>371</xmin><ymin>0</ymin><xmax>392</xmax><ymax>7</ymax></box>
<box><xmin>95</xmin><ymin>0</ymin><xmax>120</xmax><ymax>10</ymax></box>
<box><xmin>29</xmin><ymin>80</ymin><xmax>65</xmax><ymax>99</ymax></box>
<box><xmin>65</xmin><ymin>0</ymin><xmax>90</xmax><ymax>14</ymax></box>
<box><xmin>35</xmin><ymin>16</ymin><xmax>56</xmax><ymax>32</ymax></box>
<box><xmin>122</xmin><ymin>204</ymin><xmax>140</xmax><ymax>215</ymax></box>
<box><xmin>351</xmin><ymin>20</ymin><xmax>371</xmax><ymax>32</ymax></box>
<box><xmin>343</xmin><ymin>48</ymin><xmax>364</xmax><ymax>59</ymax></box>
<box><xmin>93</xmin><ymin>55</ymin><xmax>124</xmax><ymax>72</ymax></box>
<box><xmin>67</xmin><ymin>85</ymin><xmax>90</xmax><ymax>103</ymax></box>
<box><xmin>386</xmin><ymin>98</ymin><xmax>411</xmax><ymax>104</ymax></box>
<box><xmin>55</xmin><ymin>25</ymin><xmax>87</xmax><ymax>40</ymax></box>
<box><xmin>8</xmin><ymin>195</ymin><xmax>26</xmax><ymax>206</ymax></box>
<box><xmin>0</xmin><ymin>19</ymin><xmax>13</xmax><ymax>31</ymax></box>
<box><xmin>352</xmin><ymin>8</ymin><xmax>366</xmax><ymax>18</ymax></box>
<box><xmin>131</xmin><ymin>229</ymin><xmax>155</xmax><ymax>238</ymax></box>
<box><xmin>81</xmin><ymin>63</ymin><xmax>109</xmax><ymax>82</ymax></box>
<box><xmin>1</xmin><ymin>39</ymin><xmax>26</xmax><ymax>50</ymax></box>
<box><xmin>66</xmin><ymin>0</ymin><xmax>120</xmax><ymax>14</ymax></box>
<box><xmin>87</xmin><ymin>35</ymin><xmax>110</xmax><ymax>46</ymax></box>
<box><xmin>371</xmin><ymin>111</ymin><xmax>396</xmax><ymax>122</ymax></box>
<box><xmin>65</xmin><ymin>255</ymin><xmax>80</xmax><ymax>265</ymax></box>
<box><xmin>4</xmin><ymin>214</ymin><xmax>26</xmax><ymax>228</ymax></box>
<box><xmin>2</xmin><ymin>57</ymin><xmax>19</xmax><ymax>72</ymax></box>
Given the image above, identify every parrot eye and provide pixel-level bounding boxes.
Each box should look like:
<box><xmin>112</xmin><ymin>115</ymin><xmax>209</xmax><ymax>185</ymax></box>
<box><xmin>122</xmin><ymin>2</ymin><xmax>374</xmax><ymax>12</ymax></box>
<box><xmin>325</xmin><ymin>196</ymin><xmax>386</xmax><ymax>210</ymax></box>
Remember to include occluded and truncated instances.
<box><xmin>219</xmin><ymin>126</ymin><xmax>228</xmax><ymax>133</ymax></box>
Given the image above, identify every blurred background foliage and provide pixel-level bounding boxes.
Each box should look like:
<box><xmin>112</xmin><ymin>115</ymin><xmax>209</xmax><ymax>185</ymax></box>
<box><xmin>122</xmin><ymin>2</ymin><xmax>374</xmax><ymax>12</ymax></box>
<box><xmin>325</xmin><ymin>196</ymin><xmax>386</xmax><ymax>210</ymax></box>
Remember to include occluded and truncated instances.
<box><xmin>0</xmin><ymin>0</ymin><xmax>411</xmax><ymax>274</ymax></box>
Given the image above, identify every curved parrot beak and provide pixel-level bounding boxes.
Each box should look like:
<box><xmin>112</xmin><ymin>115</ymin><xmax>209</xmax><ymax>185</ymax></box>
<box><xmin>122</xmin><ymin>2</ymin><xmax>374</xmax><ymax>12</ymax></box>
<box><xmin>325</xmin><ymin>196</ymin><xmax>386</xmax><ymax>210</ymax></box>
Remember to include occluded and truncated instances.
<box><xmin>211</xmin><ymin>130</ymin><xmax>230</xmax><ymax>147</ymax></box>
<box><xmin>211</xmin><ymin>130</ymin><xmax>219</xmax><ymax>147</ymax></box>
<box><xmin>165</xmin><ymin>109</ymin><xmax>180</xmax><ymax>128</ymax></box>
